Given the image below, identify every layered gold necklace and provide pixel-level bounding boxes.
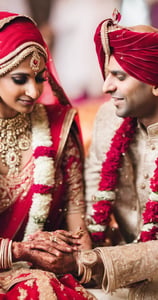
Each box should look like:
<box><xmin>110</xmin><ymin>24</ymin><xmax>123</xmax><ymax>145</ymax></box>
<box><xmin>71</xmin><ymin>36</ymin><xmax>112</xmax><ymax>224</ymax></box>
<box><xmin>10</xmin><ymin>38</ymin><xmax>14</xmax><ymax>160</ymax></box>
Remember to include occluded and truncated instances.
<box><xmin>0</xmin><ymin>113</ymin><xmax>31</xmax><ymax>175</ymax></box>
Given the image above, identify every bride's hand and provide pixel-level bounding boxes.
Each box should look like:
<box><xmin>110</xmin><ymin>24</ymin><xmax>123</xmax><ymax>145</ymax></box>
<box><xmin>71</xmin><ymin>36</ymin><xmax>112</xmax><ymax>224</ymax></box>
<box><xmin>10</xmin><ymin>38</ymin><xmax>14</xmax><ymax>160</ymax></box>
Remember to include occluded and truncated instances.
<box><xmin>26</xmin><ymin>229</ymin><xmax>83</xmax><ymax>254</ymax></box>
<box><xmin>12</xmin><ymin>240</ymin><xmax>78</xmax><ymax>274</ymax></box>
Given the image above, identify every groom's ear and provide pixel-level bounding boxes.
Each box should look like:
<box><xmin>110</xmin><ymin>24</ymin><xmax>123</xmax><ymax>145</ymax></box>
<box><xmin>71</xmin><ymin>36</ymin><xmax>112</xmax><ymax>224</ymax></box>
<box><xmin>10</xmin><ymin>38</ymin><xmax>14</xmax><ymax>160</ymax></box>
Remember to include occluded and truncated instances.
<box><xmin>152</xmin><ymin>86</ymin><xmax>158</xmax><ymax>96</ymax></box>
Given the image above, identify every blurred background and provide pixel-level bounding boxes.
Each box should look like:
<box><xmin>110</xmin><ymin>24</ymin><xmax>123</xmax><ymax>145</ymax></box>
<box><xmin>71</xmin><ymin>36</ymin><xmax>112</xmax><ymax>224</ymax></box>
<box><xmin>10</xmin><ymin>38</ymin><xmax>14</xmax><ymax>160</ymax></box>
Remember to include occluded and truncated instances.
<box><xmin>0</xmin><ymin>0</ymin><xmax>157</xmax><ymax>155</ymax></box>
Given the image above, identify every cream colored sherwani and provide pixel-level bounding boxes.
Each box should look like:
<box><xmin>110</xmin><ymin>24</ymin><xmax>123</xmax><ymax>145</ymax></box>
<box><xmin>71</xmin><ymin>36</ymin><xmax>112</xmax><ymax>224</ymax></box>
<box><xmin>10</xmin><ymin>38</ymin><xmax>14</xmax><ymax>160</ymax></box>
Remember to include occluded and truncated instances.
<box><xmin>85</xmin><ymin>100</ymin><xmax>158</xmax><ymax>299</ymax></box>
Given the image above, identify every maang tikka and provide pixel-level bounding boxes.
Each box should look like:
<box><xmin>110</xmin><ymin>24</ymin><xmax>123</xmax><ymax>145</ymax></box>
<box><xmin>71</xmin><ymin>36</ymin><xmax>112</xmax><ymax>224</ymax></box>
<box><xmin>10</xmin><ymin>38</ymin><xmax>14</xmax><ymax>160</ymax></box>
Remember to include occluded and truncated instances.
<box><xmin>30</xmin><ymin>50</ymin><xmax>41</xmax><ymax>73</ymax></box>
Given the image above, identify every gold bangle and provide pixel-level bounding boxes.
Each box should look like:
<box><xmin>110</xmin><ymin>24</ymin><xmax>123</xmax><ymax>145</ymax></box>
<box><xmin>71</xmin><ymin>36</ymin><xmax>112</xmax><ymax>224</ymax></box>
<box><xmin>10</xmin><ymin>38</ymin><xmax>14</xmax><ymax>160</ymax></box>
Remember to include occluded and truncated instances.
<box><xmin>0</xmin><ymin>239</ymin><xmax>12</xmax><ymax>270</ymax></box>
<box><xmin>77</xmin><ymin>250</ymin><xmax>98</xmax><ymax>284</ymax></box>
<box><xmin>79</xmin><ymin>264</ymin><xmax>92</xmax><ymax>284</ymax></box>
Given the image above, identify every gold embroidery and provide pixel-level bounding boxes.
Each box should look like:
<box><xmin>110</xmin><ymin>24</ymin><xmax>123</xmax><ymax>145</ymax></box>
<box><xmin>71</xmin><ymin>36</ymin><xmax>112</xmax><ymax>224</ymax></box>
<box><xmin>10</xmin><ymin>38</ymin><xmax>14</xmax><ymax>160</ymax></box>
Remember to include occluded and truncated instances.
<box><xmin>55</xmin><ymin>108</ymin><xmax>77</xmax><ymax>165</ymax></box>
<box><xmin>0</xmin><ymin>15</ymin><xmax>36</xmax><ymax>30</ymax></box>
<box><xmin>0</xmin><ymin>267</ymin><xmax>57</xmax><ymax>299</ymax></box>
<box><xmin>75</xmin><ymin>285</ymin><xmax>97</xmax><ymax>299</ymax></box>
<box><xmin>24</xmin><ymin>279</ymin><xmax>34</xmax><ymax>288</ymax></box>
<box><xmin>30</xmin><ymin>51</ymin><xmax>41</xmax><ymax>72</ymax></box>
<box><xmin>62</xmin><ymin>135</ymin><xmax>85</xmax><ymax>212</ymax></box>
<box><xmin>18</xmin><ymin>287</ymin><xmax>28</xmax><ymax>300</ymax></box>
<box><xmin>0</xmin><ymin>267</ymin><xmax>96</xmax><ymax>299</ymax></box>
<box><xmin>0</xmin><ymin>44</ymin><xmax>47</xmax><ymax>76</ymax></box>
<box><xmin>0</xmin><ymin>113</ymin><xmax>31</xmax><ymax>175</ymax></box>
<box><xmin>0</xmin><ymin>156</ymin><xmax>34</xmax><ymax>213</ymax></box>
<box><xmin>37</xmin><ymin>272</ymin><xmax>57</xmax><ymax>300</ymax></box>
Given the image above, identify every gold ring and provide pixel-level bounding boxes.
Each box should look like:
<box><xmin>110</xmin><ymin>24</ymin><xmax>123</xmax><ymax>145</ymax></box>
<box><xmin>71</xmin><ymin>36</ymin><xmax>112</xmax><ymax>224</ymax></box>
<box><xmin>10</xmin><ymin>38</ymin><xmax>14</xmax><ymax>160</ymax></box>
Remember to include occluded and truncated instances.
<box><xmin>49</xmin><ymin>236</ymin><xmax>53</xmax><ymax>242</ymax></box>
<box><xmin>50</xmin><ymin>235</ymin><xmax>58</xmax><ymax>243</ymax></box>
<box><xmin>53</xmin><ymin>237</ymin><xmax>57</xmax><ymax>243</ymax></box>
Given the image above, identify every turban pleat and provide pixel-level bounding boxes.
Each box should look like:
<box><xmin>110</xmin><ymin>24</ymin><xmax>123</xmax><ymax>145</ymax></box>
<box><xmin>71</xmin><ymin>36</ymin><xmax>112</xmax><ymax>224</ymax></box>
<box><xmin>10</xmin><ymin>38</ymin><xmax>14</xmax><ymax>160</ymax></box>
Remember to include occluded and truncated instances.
<box><xmin>94</xmin><ymin>21</ymin><xmax>158</xmax><ymax>86</ymax></box>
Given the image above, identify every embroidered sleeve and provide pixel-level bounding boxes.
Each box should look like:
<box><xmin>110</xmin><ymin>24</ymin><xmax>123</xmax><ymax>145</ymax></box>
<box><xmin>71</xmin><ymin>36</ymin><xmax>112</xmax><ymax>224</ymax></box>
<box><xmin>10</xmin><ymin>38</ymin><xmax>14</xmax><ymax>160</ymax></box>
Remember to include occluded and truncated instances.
<box><xmin>96</xmin><ymin>240</ymin><xmax>158</xmax><ymax>293</ymax></box>
<box><xmin>61</xmin><ymin>133</ymin><xmax>85</xmax><ymax>214</ymax></box>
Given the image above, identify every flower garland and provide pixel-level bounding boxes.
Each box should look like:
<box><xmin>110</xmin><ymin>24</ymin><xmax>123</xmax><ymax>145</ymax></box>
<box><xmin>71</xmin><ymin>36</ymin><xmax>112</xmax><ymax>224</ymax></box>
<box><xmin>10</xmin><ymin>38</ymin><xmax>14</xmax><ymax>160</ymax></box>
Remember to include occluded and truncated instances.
<box><xmin>88</xmin><ymin>116</ymin><xmax>158</xmax><ymax>243</ymax></box>
<box><xmin>23</xmin><ymin>104</ymin><xmax>55</xmax><ymax>240</ymax></box>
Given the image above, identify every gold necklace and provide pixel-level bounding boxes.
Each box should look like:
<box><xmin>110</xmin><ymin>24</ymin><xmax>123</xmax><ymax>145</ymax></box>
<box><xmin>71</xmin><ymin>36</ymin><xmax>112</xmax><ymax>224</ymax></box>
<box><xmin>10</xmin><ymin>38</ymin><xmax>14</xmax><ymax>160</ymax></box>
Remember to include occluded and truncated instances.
<box><xmin>0</xmin><ymin>113</ymin><xmax>31</xmax><ymax>175</ymax></box>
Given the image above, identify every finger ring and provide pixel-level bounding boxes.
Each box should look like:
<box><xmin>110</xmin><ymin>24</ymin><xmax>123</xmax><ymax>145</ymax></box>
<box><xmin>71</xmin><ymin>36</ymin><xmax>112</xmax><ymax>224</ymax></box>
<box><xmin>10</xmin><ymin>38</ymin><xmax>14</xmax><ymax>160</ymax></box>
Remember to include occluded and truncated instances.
<box><xmin>49</xmin><ymin>236</ymin><xmax>53</xmax><ymax>242</ymax></box>
<box><xmin>50</xmin><ymin>235</ymin><xmax>58</xmax><ymax>243</ymax></box>
<box><xmin>53</xmin><ymin>237</ymin><xmax>57</xmax><ymax>243</ymax></box>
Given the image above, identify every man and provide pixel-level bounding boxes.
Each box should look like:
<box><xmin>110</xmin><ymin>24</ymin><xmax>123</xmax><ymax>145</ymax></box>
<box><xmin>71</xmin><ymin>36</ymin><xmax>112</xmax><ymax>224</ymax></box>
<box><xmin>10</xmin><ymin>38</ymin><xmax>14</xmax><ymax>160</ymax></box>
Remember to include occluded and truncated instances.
<box><xmin>86</xmin><ymin>7</ymin><xmax>158</xmax><ymax>299</ymax></box>
<box><xmin>83</xmin><ymin>9</ymin><xmax>158</xmax><ymax>299</ymax></box>
<box><xmin>51</xmin><ymin>9</ymin><xmax>158</xmax><ymax>299</ymax></box>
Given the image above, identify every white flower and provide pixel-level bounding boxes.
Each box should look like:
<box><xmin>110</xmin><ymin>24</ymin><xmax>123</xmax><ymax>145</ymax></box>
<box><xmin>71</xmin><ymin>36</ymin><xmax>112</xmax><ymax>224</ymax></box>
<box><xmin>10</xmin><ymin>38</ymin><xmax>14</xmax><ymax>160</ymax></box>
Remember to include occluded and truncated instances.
<box><xmin>149</xmin><ymin>192</ymin><xmax>158</xmax><ymax>202</ymax></box>
<box><xmin>88</xmin><ymin>224</ymin><xmax>107</xmax><ymax>232</ymax></box>
<box><xmin>23</xmin><ymin>104</ymin><xmax>55</xmax><ymax>240</ymax></box>
<box><xmin>93</xmin><ymin>190</ymin><xmax>115</xmax><ymax>202</ymax></box>
<box><xmin>141</xmin><ymin>223</ymin><xmax>158</xmax><ymax>232</ymax></box>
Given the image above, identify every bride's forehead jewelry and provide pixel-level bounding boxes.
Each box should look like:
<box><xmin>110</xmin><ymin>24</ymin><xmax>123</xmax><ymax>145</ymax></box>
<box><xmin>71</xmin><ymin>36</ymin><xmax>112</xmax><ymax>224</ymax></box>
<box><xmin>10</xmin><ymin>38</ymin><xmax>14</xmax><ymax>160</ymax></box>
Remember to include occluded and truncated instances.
<box><xmin>30</xmin><ymin>50</ymin><xmax>41</xmax><ymax>74</ymax></box>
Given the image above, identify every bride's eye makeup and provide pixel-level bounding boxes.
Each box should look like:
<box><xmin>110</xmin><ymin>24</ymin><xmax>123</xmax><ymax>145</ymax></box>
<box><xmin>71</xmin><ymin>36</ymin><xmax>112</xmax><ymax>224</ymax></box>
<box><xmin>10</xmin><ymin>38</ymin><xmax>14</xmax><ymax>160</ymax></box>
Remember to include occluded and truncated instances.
<box><xmin>11</xmin><ymin>74</ymin><xmax>28</xmax><ymax>85</ymax></box>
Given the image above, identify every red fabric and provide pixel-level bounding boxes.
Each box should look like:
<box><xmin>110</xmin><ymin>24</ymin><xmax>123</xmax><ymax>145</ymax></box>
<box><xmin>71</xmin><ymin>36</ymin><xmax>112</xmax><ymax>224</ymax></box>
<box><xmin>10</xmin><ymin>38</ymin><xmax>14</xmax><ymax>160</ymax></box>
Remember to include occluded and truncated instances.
<box><xmin>0</xmin><ymin>12</ymin><xmax>88</xmax><ymax>300</ymax></box>
<box><xmin>0</xmin><ymin>273</ymin><xmax>94</xmax><ymax>299</ymax></box>
<box><xmin>94</xmin><ymin>18</ymin><xmax>158</xmax><ymax>86</ymax></box>
<box><xmin>0</xmin><ymin>12</ymin><xmax>84</xmax><ymax>240</ymax></box>
<box><xmin>0</xmin><ymin>104</ymin><xmax>74</xmax><ymax>240</ymax></box>
<box><xmin>0</xmin><ymin>12</ymin><xmax>70</xmax><ymax>107</ymax></box>
<box><xmin>0</xmin><ymin>13</ymin><xmax>45</xmax><ymax>59</ymax></box>
<box><xmin>0</xmin><ymin>188</ymin><xmax>33</xmax><ymax>239</ymax></box>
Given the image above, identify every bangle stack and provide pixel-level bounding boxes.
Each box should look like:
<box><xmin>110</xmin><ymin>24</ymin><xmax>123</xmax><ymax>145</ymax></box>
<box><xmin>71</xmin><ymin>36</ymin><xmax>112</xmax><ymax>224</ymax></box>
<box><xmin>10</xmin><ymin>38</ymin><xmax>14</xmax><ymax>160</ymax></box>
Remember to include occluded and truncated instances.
<box><xmin>78</xmin><ymin>262</ymin><xmax>92</xmax><ymax>284</ymax></box>
<box><xmin>0</xmin><ymin>238</ymin><xmax>12</xmax><ymax>269</ymax></box>
<box><xmin>77</xmin><ymin>250</ymin><xmax>98</xmax><ymax>284</ymax></box>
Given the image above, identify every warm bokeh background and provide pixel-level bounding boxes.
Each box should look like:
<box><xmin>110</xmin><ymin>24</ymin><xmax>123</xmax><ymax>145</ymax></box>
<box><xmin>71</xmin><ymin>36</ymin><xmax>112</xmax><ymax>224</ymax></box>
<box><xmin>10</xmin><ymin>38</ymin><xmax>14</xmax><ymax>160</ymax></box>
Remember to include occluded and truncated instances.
<box><xmin>0</xmin><ymin>0</ymin><xmax>157</xmax><ymax>155</ymax></box>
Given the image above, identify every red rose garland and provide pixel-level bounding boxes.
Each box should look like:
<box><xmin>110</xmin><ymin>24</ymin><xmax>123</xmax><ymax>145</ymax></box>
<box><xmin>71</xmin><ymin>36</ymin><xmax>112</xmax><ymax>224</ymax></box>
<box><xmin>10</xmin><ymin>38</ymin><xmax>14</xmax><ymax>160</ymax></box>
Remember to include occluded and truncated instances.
<box><xmin>89</xmin><ymin>117</ymin><xmax>158</xmax><ymax>243</ymax></box>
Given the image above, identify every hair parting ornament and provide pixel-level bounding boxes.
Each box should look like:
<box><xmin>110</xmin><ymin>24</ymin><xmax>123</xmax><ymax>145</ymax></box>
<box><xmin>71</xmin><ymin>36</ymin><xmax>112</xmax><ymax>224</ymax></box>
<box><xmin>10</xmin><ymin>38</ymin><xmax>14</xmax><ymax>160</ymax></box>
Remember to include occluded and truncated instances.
<box><xmin>30</xmin><ymin>50</ymin><xmax>41</xmax><ymax>73</ymax></box>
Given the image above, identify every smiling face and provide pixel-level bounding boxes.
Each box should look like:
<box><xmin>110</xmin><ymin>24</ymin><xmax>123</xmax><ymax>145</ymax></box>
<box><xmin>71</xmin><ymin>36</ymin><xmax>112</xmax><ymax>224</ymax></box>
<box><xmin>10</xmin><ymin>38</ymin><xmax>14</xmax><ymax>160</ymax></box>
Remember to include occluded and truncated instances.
<box><xmin>0</xmin><ymin>54</ymin><xmax>46</xmax><ymax>118</ymax></box>
<box><xmin>103</xmin><ymin>56</ymin><xmax>158</xmax><ymax>126</ymax></box>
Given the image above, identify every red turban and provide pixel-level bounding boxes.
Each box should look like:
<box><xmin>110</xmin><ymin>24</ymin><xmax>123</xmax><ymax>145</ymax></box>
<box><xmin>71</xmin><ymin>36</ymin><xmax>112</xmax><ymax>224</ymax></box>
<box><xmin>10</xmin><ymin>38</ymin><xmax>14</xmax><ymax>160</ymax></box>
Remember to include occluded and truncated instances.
<box><xmin>94</xmin><ymin>9</ymin><xmax>158</xmax><ymax>86</ymax></box>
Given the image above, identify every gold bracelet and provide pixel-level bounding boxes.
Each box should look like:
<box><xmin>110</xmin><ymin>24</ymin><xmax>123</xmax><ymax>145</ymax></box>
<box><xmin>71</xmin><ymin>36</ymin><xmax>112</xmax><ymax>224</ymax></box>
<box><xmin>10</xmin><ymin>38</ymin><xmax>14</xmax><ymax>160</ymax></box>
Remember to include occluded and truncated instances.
<box><xmin>77</xmin><ymin>250</ymin><xmax>98</xmax><ymax>284</ymax></box>
<box><xmin>0</xmin><ymin>238</ymin><xmax>12</xmax><ymax>270</ymax></box>
<box><xmin>78</xmin><ymin>263</ymin><xmax>92</xmax><ymax>284</ymax></box>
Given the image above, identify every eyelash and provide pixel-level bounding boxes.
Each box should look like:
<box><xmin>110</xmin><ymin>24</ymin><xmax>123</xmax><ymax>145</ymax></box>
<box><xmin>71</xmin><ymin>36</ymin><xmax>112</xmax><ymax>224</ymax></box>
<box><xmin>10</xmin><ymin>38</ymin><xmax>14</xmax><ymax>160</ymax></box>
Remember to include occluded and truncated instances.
<box><xmin>11</xmin><ymin>76</ymin><xmax>46</xmax><ymax>85</ymax></box>
<box><xmin>117</xmin><ymin>77</ymin><xmax>125</xmax><ymax>82</ymax></box>
<box><xmin>36</xmin><ymin>76</ymin><xmax>47</xmax><ymax>83</ymax></box>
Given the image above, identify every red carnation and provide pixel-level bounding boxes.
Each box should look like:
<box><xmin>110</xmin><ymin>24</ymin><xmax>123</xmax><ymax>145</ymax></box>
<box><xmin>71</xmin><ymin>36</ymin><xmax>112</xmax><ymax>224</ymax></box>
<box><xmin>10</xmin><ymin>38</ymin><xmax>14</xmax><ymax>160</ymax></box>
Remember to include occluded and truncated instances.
<box><xmin>140</xmin><ymin>226</ymin><xmax>158</xmax><ymax>242</ymax></box>
<box><xmin>143</xmin><ymin>201</ymin><xmax>158</xmax><ymax>224</ymax></box>
<box><xmin>150</xmin><ymin>177</ymin><xmax>158</xmax><ymax>192</ymax></box>
<box><xmin>91</xmin><ymin>231</ymin><xmax>106</xmax><ymax>243</ymax></box>
<box><xmin>92</xmin><ymin>200</ymin><xmax>112</xmax><ymax>225</ymax></box>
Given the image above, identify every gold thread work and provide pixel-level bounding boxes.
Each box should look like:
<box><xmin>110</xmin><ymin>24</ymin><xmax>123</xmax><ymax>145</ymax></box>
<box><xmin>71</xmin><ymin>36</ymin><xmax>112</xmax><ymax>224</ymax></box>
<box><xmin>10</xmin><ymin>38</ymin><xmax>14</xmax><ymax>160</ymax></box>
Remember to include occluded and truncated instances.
<box><xmin>0</xmin><ymin>113</ymin><xmax>31</xmax><ymax>175</ymax></box>
<box><xmin>30</xmin><ymin>51</ymin><xmax>41</xmax><ymax>72</ymax></box>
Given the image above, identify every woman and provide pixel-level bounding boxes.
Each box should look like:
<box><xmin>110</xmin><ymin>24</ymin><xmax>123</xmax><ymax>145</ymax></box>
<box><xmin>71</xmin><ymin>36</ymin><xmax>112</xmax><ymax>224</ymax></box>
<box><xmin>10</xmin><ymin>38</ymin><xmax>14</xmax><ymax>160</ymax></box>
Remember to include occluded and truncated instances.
<box><xmin>0</xmin><ymin>11</ymin><xmax>94</xmax><ymax>300</ymax></box>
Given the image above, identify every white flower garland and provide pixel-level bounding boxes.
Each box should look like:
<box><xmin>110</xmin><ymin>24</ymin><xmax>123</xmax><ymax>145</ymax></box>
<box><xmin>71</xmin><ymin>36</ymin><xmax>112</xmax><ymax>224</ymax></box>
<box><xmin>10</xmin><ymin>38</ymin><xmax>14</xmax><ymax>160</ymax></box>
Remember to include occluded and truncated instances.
<box><xmin>23</xmin><ymin>104</ymin><xmax>55</xmax><ymax>240</ymax></box>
